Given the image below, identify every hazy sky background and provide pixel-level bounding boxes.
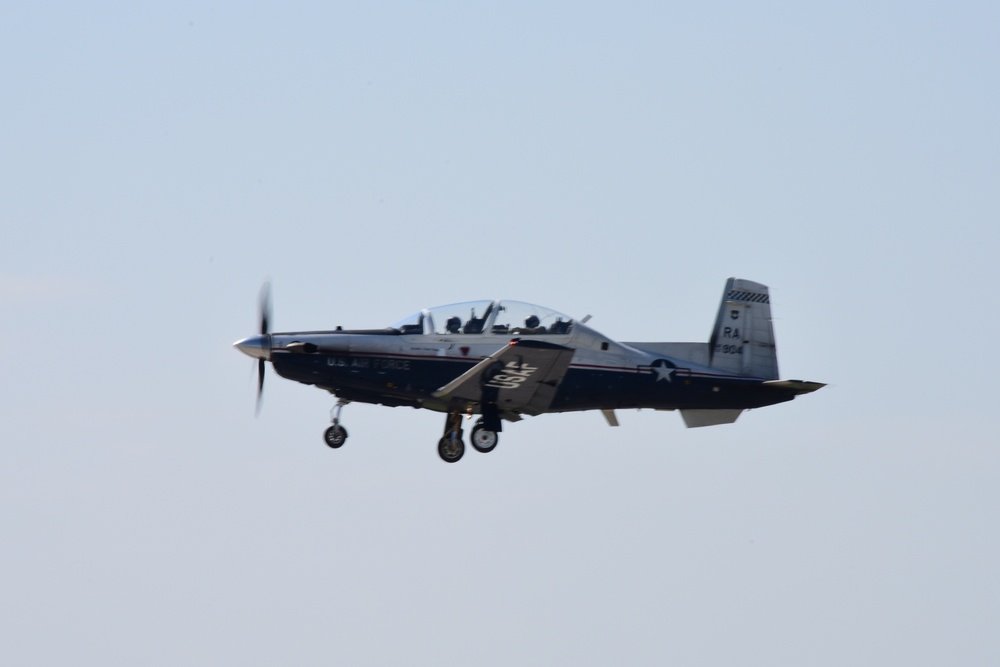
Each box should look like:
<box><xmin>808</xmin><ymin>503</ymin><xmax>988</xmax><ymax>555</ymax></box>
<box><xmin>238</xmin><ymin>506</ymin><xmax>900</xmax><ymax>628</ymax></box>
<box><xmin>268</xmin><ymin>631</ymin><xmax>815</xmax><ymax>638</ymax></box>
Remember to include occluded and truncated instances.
<box><xmin>2</xmin><ymin>2</ymin><xmax>997</xmax><ymax>665</ymax></box>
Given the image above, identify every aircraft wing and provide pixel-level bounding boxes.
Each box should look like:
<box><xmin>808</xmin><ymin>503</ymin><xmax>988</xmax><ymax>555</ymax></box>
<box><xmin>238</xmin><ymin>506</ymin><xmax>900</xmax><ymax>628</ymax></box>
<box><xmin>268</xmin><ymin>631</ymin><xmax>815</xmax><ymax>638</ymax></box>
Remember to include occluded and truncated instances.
<box><xmin>432</xmin><ymin>339</ymin><xmax>575</xmax><ymax>416</ymax></box>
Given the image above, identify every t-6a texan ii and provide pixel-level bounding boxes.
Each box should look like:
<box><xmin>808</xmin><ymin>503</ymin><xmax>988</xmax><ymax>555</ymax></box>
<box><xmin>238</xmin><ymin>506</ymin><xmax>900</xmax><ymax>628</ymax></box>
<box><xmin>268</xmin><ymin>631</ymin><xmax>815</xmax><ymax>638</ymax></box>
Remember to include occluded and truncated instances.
<box><xmin>234</xmin><ymin>278</ymin><xmax>823</xmax><ymax>462</ymax></box>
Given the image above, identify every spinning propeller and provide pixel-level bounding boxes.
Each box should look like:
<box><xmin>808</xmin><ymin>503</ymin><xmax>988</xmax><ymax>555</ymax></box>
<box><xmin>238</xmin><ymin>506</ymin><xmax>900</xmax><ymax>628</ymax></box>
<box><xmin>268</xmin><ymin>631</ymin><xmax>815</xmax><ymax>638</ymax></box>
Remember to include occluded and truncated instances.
<box><xmin>233</xmin><ymin>282</ymin><xmax>273</xmax><ymax>416</ymax></box>
<box><xmin>255</xmin><ymin>282</ymin><xmax>272</xmax><ymax>415</ymax></box>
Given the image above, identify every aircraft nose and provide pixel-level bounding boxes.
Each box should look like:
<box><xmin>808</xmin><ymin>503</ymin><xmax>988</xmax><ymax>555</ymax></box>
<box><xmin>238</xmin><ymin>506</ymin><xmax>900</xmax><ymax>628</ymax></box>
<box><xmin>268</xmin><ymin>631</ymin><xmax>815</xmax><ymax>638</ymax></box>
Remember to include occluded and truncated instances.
<box><xmin>234</xmin><ymin>334</ymin><xmax>272</xmax><ymax>360</ymax></box>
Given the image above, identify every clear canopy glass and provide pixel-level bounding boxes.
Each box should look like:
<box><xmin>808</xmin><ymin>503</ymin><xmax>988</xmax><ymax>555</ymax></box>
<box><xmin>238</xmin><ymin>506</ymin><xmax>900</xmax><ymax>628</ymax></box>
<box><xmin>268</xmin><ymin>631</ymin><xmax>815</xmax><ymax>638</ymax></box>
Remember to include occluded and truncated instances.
<box><xmin>392</xmin><ymin>300</ymin><xmax>574</xmax><ymax>336</ymax></box>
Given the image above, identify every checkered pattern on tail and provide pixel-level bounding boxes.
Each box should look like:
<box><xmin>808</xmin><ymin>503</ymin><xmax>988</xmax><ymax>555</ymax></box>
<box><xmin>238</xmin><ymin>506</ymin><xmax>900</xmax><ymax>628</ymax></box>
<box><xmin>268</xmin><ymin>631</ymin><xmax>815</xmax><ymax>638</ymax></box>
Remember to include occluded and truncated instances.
<box><xmin>726</xmin><ymin>289</ymin><xmax>770</xmax><ymax>304</ymax></box>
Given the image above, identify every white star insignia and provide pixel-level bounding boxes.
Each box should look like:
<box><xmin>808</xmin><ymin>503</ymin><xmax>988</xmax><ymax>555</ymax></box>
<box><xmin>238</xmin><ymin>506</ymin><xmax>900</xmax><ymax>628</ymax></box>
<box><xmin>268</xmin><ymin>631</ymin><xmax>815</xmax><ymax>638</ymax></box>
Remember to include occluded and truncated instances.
<box><xmin>652</xmin><ymin>361</ymin><xmax>674</xmax><ymax>382</ymax></box>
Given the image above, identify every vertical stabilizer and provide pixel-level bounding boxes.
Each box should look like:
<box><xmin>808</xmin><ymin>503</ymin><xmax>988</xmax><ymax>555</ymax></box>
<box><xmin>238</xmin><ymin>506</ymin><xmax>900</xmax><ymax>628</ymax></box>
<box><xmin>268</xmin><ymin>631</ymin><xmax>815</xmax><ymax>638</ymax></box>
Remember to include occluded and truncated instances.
<box><xmin>708</xmin><ymin>278</ymin><xmax>779</xmax><ymax>379</ymax></box>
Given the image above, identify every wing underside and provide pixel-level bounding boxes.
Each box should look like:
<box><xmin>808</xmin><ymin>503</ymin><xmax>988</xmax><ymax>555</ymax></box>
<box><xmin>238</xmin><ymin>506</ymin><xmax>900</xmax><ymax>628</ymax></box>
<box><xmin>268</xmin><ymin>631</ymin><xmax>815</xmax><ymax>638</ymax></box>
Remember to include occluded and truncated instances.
<box><xmin>432</xmin><ymin>339</ymin><xmax>575</xmax><ymax>417</ymax></box>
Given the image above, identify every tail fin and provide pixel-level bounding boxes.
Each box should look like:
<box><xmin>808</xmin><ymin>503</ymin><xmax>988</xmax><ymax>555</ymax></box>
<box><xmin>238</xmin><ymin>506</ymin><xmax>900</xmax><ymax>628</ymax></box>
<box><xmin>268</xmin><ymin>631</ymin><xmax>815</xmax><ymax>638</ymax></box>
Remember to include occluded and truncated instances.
<box><xmin>708</xmin><ymin>278</ymin><xmax>779</xmax><ymax>379</ymax></box>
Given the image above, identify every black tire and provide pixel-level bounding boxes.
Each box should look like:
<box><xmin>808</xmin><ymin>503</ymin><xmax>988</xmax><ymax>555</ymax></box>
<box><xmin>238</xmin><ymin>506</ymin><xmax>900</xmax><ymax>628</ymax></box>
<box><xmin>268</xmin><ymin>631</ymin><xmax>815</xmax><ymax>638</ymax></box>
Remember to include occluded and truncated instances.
<box><xmin>438</xmin><ymin>435</ymin><xmax>464</xmax><ymax>463</ymax></box>
<box><xmin>324</xmin><ymin>425</ymin><xmax>348</xmax><ymax>449</ymax></box>
<box><xmin>470</xmin><ymin>424</ymin><xmax>499</xmax><ymax>453</ymax></box>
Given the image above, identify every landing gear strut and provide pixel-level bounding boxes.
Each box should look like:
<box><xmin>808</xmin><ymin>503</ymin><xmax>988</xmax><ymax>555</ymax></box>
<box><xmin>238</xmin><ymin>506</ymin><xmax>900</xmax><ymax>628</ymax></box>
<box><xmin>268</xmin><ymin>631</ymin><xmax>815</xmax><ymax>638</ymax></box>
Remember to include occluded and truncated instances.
<box><xmin>323</xmin><ymin>399</ymin><xmax>349</xmax><ymax>449</ymax></box>
<box><xmin>437</xmin><ymin>411</ymin><xmax>465</xmax><ymax>463</ymax></box>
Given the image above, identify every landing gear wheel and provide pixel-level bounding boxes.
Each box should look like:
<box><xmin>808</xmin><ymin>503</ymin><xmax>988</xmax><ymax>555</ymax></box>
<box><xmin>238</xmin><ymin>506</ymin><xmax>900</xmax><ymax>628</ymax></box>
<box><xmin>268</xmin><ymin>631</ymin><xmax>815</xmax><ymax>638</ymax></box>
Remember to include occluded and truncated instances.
<box><xmin>438</xmin><ymin>435</ymin><xmax>465</xmax><ymax>463</ymax></box>
<box><xmin>324</xmin><ymin>425</ymin><xmax>348</xmax><ymax>449</ymax></box>
<box><xmin>470</xmin><ymin>423</ymin><xmax>499</xmax><ymax>453</ymax></box>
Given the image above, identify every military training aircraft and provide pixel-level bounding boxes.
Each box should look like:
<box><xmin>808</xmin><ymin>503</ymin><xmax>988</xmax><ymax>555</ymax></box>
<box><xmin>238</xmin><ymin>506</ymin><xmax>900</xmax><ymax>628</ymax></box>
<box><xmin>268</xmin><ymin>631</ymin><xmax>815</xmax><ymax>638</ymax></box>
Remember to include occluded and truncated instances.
<box><xmin>234</xmin><ymin>278</ymin><xmax>823</xmax><ymax>462</ymax></box>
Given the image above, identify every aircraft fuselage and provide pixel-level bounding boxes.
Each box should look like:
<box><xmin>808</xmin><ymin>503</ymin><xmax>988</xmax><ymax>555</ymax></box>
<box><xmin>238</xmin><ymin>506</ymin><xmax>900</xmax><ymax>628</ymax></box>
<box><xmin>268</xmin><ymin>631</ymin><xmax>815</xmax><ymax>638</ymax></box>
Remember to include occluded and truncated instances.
<box><xmin>266</xmin><ymin>326</ymin><xmax>798</xmax><ymax>415</ymax></box>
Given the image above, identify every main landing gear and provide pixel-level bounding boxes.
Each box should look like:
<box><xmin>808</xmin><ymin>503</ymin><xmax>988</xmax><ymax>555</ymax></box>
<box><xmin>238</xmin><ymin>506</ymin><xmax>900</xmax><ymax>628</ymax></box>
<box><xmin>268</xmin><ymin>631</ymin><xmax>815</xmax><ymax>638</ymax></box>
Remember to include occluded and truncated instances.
<box><xmin>438</xmin><ymin>411</ymin><xmax>501</xmax><ymax>463</ymax></box>
<box><xmin>470</xmin><ymin>420</ymin><xmax>499</xmax><ymax>453</ymax></box>
<box><xmin>438</xmin><ymin>411</ymin><xmax>465</xmax><ymax>463</ymax></box>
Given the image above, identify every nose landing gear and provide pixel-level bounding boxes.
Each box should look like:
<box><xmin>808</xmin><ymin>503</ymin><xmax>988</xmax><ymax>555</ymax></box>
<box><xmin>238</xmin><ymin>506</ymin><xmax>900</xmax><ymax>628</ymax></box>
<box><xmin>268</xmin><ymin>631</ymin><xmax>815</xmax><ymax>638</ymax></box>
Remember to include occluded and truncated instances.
<box><xmin>323</xmin><ymin>399</ymin><xmax>350</xmax><ymax>449</ymax></box>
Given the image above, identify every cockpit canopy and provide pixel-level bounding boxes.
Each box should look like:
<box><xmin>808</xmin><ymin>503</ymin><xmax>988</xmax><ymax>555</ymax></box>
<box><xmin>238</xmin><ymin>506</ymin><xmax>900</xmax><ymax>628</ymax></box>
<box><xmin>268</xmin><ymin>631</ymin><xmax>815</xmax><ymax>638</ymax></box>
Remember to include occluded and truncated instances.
<box><xmin>393</xmin><ymin>300</ymin><xmax>574</xmax><ymax>336</ymax></box>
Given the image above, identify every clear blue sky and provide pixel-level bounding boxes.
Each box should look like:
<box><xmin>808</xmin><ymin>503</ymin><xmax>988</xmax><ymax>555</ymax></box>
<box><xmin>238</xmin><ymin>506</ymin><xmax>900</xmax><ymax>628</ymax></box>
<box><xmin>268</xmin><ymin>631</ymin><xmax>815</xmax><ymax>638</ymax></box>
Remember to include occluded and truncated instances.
<box><xmin>2</xmin><ymin>2</ymin><xmax>997</xmax><ymax>665</ymax></box>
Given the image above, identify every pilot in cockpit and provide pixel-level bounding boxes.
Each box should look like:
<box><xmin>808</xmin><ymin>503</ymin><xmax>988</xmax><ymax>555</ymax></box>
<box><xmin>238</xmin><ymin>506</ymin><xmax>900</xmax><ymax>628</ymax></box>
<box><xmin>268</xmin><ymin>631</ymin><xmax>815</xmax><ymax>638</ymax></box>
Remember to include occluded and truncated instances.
<box><xmin>515</xmin><ymin>315</ymin><xmax>546</xmax><ymax>335</ymax></box>
<box><xmin>445</xmin><ymin>316</ymin><xmax>462</xmax><ymax>334</ymax></box>
<box><xmin>463</xmin><ymin>313</ymin><xmax>485</xmax><ymax>334</ymax></box>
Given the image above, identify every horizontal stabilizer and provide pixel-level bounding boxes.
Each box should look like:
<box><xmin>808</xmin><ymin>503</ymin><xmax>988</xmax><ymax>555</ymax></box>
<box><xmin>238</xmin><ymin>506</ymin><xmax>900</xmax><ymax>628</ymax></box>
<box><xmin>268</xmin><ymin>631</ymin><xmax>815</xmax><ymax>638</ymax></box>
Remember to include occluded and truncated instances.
<box><xmin>680</xmin><ymin>409</ymin><xmax>743</xmax><ymax>428</ymax></box>
<box><xmin>762</xmin><ymin>380</ymin><xmax>826</xmax><ymax>395</ymax></box>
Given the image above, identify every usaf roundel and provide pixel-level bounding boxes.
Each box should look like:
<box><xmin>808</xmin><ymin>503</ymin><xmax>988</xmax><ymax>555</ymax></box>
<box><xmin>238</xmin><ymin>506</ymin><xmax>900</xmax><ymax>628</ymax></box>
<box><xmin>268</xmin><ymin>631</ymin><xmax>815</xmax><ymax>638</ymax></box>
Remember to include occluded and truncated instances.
<box><xmin>650</xmin><ymin>359</ymin><xmax>676</xmax><ymax>382</ymax></box>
